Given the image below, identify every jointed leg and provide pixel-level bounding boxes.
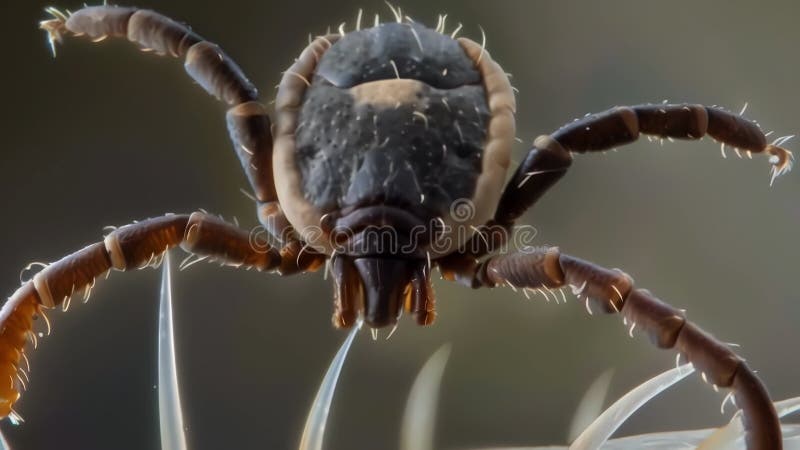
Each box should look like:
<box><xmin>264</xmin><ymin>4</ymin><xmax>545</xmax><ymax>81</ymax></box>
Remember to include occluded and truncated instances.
<box><xmin>0</xmin><ymin>212</ymin><xmax>321</xmax><ymax>418</ymax></box>
<box><xmin>464</xmin><ymin>247</ymin><xmax>780</xmax><ymax>450</ymax></box>
<box><xmin>494</xmin><ymin>104</ymin><xmax>794</xmax><ymax>225</ymax></box>
<box><xmin>40</xmin><ymin>7</ymin><xmax>283</xmax><ymax>228</ymax></box>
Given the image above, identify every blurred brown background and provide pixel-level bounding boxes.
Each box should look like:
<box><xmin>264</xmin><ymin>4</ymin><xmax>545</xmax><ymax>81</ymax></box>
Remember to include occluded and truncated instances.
<box><xmin>0</xmin><ymin>1</ymin><xmax>798</xmax><ymax>449</ymax></box>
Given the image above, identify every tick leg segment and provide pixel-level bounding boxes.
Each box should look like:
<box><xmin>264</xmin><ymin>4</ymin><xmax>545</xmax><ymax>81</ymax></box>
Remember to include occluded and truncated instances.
<box><xmin>0</xmin><ymin>212</ymin><xmax>295</xmax><ymax>419</ymax></box>
<box><xmin>40</xmin><ymin>6</ymin><xmax>278</xmax><ymax>207</ymax></box>
<box><xmin>477</xmin><ymin>247</ymin><xmax>781</xmax><ymax>450</ymax></box>
<box><xmin>494</xmin><ymin>104</ymin><xmax>794</xmax><ymax>225</ymax></box>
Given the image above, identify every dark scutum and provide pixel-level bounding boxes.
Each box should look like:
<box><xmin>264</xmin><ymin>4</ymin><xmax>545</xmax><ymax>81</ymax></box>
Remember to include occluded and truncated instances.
<box><xmin>316</xmin><ymin>23</ymin><xmax>481</xmax><ymax>89</ymax></box>
<box><xmin>294</xmin><ymin>23</ymin><xmax>490</xmax><ymax>217</ymax></box>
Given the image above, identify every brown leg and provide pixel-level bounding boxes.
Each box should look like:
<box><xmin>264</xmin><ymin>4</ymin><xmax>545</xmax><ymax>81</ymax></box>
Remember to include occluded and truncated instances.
<box><xmin>40</xmin><ymin>6</ymin><xmax>285</xmax><ymax>232</ymax></box>
<box><xmin>0</xmin><ymin>212</ymin><xmax>325</xmax><ymax>419</ymax></box>
<box><xmin>494</xmin><ymin>103</ymin><xmax>794</xmax><ymax>225</ymax></box>
<box><xmin>463</xmin><ymin>247</ymin><xmax>781</xmax><ymax>450</ymax></box>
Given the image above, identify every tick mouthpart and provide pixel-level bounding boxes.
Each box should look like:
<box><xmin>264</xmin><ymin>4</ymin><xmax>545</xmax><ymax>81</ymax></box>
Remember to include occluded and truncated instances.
<box><xmin>331</xmin><ymin>254</ymin><xmax>435</xmax><ymax>329</ymax></box>
<box><xmin>353</xmin><ymin>257</ymin><xmax>414</xmax><ymax>328</ymax></box>
<box><xmin>329</xmin><ymin>205</ymin><xmax>443</xmax><ymax>258</ymax></box>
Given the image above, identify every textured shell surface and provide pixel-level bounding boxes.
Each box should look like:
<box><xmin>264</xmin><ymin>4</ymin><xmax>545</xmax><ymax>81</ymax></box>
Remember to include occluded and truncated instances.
<box><xmin>294</xmin><ymin>23</ymin><xmax>491</xmax><ymax>219</ymax></box>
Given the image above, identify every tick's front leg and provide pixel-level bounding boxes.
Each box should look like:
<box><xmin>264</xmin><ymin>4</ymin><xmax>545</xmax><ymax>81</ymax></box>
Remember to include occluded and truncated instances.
<box><xmin>0</xmin><ymin>213</ymin><xmax>324</xmax><ymax>418</ymax></box>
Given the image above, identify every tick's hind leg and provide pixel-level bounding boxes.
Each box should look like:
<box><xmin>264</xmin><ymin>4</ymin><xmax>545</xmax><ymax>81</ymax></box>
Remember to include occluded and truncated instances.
<box><xmin>40</xmin><ymin>7</ymin><xmax>283</xmax><ymax>234</ymax></box>
<box><xmin>464</xmin><ymin>248</ymin><xmax>781</xmax><ymax>450</ymax></box>
<box><xmin>494</xmin><ymin>104</ymin><xmax>794</xmax><ymax>225</ymax></box>
<box><xmin>0</xmin><ymin>212</ymin><xmax>324</xmax><ymax>419</ymax></box>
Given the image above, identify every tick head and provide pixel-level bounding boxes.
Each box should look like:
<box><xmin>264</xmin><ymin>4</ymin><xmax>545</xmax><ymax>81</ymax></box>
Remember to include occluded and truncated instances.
<box><xmin>324</xmin><ymin>196</ymin><xmax>438</xmax><ymax>330</ymax></box>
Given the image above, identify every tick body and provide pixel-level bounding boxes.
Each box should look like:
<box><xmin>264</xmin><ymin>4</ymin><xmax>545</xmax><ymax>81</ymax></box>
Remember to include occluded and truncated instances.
<box><xmin>0</xmin><ymin>5</ymin><xmax>793</xmax><ymax>449</ymax></box>
<box><xmin>274</xmin><ymin>22</ymin><xmax>514</xmax><ymax>328</ymax></box>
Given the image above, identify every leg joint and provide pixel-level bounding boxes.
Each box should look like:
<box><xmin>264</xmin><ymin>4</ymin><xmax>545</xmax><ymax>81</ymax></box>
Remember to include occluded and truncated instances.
<box><xmin>484</xmin><ymin>246</ymin><xmax>565</xmax><ymax>289</ymax></box>
<box><xmin>551</xmin><ymin>106</ymin><xmax>639</xmax><ymax>152</ymax></box>
<box><xmin>633</xmin><ymin>103</ymin><xmax>708</xmax><ymax>139</ymax></box>
<box><xmin>558</xmin><ymin>254</ymin><xmax>633</xmax><ymax>313</ymax></box>
<box><xmin>622</xmin><ymin>288</ymin><xmax>686</xmax><ymax>348</ymax></box>
<box><xmin>675</xmin><ymin>321</ymin><xmax>742</xmax><ymax>388</ymax></box>
<box><xmin>181</xmin><ymin>213</ymin><xmax>280</xmax><ymax>271</ymax></box>
<box><xmin>104</xmin><ymin>214</ymin><xmax>190</xmax><ymax>270</ymax></box>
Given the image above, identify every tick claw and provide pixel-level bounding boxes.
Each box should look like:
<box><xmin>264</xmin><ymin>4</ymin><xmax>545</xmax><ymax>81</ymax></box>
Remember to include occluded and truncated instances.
<box><xmin>40</xmin><ymin>8</ymin><xmax>69</xmax><ymax>58</ymax></box>
<box><xmin>766</xmin><ymin>144</ymin><xmax>793</xmax><ymax>186</ymax></box>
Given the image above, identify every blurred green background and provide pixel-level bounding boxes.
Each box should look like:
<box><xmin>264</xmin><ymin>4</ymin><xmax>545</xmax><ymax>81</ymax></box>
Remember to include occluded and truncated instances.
<box><xmin>0</xmin><ymin>1</ymin><xmax>798</xmax><ymax>449</ymax></box>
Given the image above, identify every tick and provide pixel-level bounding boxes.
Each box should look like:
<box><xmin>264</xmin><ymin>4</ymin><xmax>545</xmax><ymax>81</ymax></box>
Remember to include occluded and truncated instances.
<box><xmin>0</xmin><ymin>5</ymin><xmax>793</xmax><ymax>449</ymax></box>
